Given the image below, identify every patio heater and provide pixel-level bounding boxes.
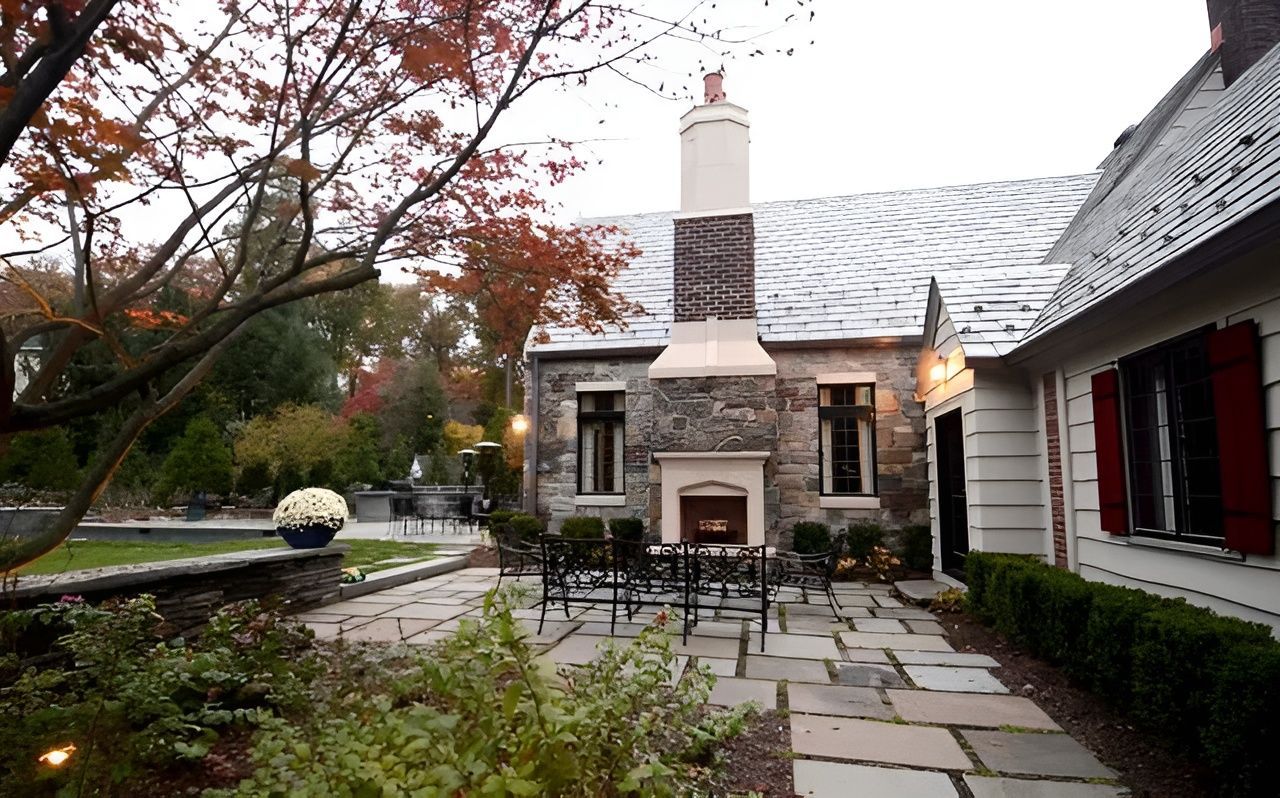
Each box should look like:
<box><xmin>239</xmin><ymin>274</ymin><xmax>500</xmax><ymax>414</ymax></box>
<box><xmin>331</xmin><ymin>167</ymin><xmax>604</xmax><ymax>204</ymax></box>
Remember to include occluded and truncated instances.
<box><xmin>474</xmin><ymin>440</ymin><xmax>502</xmax><ymax>496</ymax></box>
<box><xmin>458</xmin><ymin>448</ymin><xmax>478</xmax><ymax>487</ymax></box>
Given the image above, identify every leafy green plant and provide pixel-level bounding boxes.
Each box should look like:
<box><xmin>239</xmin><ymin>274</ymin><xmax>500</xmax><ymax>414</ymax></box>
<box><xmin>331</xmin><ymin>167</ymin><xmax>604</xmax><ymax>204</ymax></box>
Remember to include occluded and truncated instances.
<box><xmin>489</xmin><ymin>509</ymin><xmax>518</xmax><ymax>526</ymax></box>
<box><xmin>898</xmin><ymin>524</ymin><xmax>933</xmax><ymax>571</ymax></box>
<box><xmin>560</xmin><ymin>515</ymin><xmax>606</xmax><ymax>539</ymax></box>
<box><xmin>220</xmin><ymin>591</ymin><xmax>745</xmax><ymax>797</ymax></box>
<box><xmin>0</xmin><ymin>596</ymin><xmax>320</xmax><ymax>795</ymax></box>
<box><xmin>930</xmin><ymin>587</ymin><xmax>966</xmax><ymax>613</ymax></box>
<box><xmin>507</xmin><ymin>512</ymin><xmax>545</xmax><ymax>543</ymax></box>
<box><xmin>790</xmin><ymin>522</ymin><xmax>832</xmax><ymax>555</ymax></box>
<box><xmin>844</xmin><ymin>521</ymin><xmax>883</xmax><ymax>560</ymax></box>
<box><xmin>608</xmin><ymin>516</ymin><xmax>646</xmax><ymax>543</ymax></box>
<box><xmin>0</xmin><ymin>427</ymin><xmax>80</xmax><ymax>491</ymax></box>
<box><xmin>154</xmin><ymin>416</ymin><xmax>236</xmax><ymax>502</ymax></box>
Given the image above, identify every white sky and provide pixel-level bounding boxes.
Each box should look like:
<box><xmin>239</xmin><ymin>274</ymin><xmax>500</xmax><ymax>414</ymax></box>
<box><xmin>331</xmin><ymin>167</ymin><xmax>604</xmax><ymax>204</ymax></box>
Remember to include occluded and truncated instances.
<box><xmin>494</xmin><ymin>0</ymin><xmax>1211</xmax><ymax>222</ymax></box>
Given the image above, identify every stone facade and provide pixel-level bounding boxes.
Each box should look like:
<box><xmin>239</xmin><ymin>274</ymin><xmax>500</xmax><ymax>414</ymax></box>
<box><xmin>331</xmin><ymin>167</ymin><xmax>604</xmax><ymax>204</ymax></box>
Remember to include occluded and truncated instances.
<box><xmin>529</xmin><ymin>344</ymin><xmax>928</xmax><ymax>546</ymax></box>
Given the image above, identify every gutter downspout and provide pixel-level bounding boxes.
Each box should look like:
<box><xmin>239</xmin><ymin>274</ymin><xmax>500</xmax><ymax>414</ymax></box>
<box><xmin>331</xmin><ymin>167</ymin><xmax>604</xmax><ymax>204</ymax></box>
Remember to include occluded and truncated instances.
<box><xmin>524</xmin><ymin>353</ymin><xmax>540</xmax><ymax>515</ymax></box>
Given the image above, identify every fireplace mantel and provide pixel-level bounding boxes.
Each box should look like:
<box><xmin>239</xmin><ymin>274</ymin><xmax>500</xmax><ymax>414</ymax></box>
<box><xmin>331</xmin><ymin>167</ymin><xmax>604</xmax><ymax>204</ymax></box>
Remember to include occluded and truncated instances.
<box><xmin>653</xmin><ymin>451</ymin><xmax>769</xmax><ymax>545</ymax></box>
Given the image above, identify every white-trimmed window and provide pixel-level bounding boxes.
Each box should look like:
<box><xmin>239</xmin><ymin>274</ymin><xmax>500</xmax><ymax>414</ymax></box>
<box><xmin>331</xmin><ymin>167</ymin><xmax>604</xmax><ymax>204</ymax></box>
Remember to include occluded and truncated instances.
<box><xmin>578</xmin><ymin>390</ymin><xmax>624</xmax><ymax>494</ymax></box>
<box><xmin>819</xmin><ymin>383</ymin><xmax>876</xmax><ymax>496</ymax></box>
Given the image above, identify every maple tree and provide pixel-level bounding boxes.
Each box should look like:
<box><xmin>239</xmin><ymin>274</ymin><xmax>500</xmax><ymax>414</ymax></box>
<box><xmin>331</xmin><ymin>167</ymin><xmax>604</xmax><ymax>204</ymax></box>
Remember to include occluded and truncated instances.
<box><xmin>0</xmin><ymin>0</ymin><xmax>812</xmax><ymax>572</ymax></box>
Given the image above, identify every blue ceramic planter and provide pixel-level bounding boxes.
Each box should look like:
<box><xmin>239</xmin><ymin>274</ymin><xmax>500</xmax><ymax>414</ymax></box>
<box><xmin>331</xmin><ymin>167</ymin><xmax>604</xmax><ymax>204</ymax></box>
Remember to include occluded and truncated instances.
<box><xmin>278</xmin><ymin>522</ymin><xmax>340</xmax><ymax>549</ymax></box>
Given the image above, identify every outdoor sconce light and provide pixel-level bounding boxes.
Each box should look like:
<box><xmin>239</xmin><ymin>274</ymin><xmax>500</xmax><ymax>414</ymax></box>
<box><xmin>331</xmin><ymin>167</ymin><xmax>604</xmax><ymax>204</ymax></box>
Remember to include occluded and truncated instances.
<box><xmin>510</xmin><ymin>414</ymin><xmax>529</xmax><ymax>434</ymax></box>
<box><xmin>929</xmin><ymin>362</ymin><xmax>947</xmax><ymax>383</ymax></box>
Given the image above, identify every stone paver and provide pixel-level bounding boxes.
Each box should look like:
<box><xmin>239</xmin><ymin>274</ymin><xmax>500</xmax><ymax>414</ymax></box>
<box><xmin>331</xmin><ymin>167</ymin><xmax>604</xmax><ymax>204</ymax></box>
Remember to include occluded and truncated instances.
<box><xmin>887</xmin><ymin>690</ymin><xmax>1061</xmax><ymax>730</ymax></box>
<box><xmin>750</xmin><ymin>632</ymin><xmax>840</xmax><ymax>660</ymax></box>
<box><xmin>893</xmin><ymin>650</ymin><xmax>1001</xmax><ymax>668</ymax></box>
<box><xmin>787</xmin><ymin>683</ymin><xmax>894</xmax><ymax>719</ymax></box>
<box><xmin>794</xmin><ymin>760</ymin><xmax>958</xmax><ymax>797</ymax></box>
<box><xmin>964</xmin><ymin>730</ymin><xmax>1116</xmax><ymax>778</ymax></box>
<box><xmin>834</xmin><ymin>662</ymin><xmax>907</xmax><ymax>688</ymax></box>
<box><xmin>303</xmin><ymin>569</ymin><xmax>1122</xmax><ymax>795</ymax></box>
<box><xmin>895</xmin><ymin>579</ymin><xmax>960</xmax><ymax>603</ymax></box>
<box><xmin>905</xmin><ymin>619</ymin><xmax>946</xmax><ymax>635</ymax></box>
<box><xmin>964</xmin><ymin>775</ymin><xmax>1126</xmax><ymax>798</ymax></box>
<box><xmin>342</xmin><ymin>617</ymin><xmax>437</xmax><ymax>642</ymax></box>
<box><xmin>905</xmin><ymin>665</ymin><xmax>1009</xmax><ymax>693</ymax></box>
<box><xmin>839</xmin><ymin>631</ymin><xmax>954</xmax><ymax>651</ymax></box>
<box><xmin>744</xmin><ymin>655</ymin><xmax>831</xmax><ymax>683</ymax></box>
<box><xmin>790</xmin><ymin>715</ymin><xmax>973</xmax><ymax>770</ymax></box>
<box><xmin>699</xmin><ymin>657</ymin><xmax>738</xmax><ymax>677</ymax></box>
<box><xmin>707</xmin><ymin>677</ymin><xmax>778</xmax><ymax>709</ymax></box>
<box><xmin>852</xmin><ymin>618</ymin><xmax>907</xmax><ymax>633</ymax></box>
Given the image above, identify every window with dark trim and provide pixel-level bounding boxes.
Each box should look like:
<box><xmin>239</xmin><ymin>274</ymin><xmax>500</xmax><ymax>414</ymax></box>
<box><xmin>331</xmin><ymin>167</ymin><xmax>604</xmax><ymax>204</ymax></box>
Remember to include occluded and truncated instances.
<box><xmin>1119</xmin><ymin>328</ymin><xmax>1223</xmax><ymax>545</ymax></box>
<box><xmin>577</xmin><ymin>390</ymin><xmax>624</xmax><ymax>495</ymax></box>
<box><xmin>818</xmin><ymin>384</ymin><xmax>877</xmax><ymax>496</ymax></box>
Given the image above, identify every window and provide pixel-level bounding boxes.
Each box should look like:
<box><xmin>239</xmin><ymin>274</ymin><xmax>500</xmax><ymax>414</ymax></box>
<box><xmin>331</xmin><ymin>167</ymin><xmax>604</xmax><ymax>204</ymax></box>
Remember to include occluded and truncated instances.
<box><xmin>819</xmin><ymin>384</ymin><xmax>876</xmax><ymax>496</ymax></box>
<box><xmin>578</xmin><ymin>390</ymin><xmax>624</xmax><ymax>494</ymax></box>
<box><xmin>1120</xmin><ymin>328</ymin><xmax>1223</xmax><ymax>544</ymax></box>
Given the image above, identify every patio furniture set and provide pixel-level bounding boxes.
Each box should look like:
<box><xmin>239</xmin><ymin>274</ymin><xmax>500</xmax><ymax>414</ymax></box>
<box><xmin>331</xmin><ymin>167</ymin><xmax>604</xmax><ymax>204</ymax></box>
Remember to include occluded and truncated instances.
<box><xmin>387</xmin><ymin>492</ymin><xmax>491</xmax><ymax>536</ymax></box>
<box><xmin>492</xmin><ymin>525</ymin><xmax>844</xmax><ymax>652</ymax></box>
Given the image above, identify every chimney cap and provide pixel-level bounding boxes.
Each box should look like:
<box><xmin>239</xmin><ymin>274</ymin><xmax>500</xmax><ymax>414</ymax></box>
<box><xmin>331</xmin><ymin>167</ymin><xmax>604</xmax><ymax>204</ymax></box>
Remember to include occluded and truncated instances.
<box><xmin>703</xmin><ymin>71</ymin><xmax>726</xmax><ymax>104</ymax></box>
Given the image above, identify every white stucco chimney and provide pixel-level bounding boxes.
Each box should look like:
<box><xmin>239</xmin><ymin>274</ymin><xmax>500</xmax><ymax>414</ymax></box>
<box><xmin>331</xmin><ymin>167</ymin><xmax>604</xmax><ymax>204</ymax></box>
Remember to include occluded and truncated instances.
<box><xmin>679</xmin><ymin>72</ymin><xmax>750</xmax><ymax>215</ymax></box>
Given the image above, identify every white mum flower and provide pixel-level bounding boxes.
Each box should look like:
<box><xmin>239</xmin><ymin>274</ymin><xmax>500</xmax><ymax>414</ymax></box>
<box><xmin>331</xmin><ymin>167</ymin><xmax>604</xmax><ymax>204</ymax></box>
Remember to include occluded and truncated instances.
<box><xmin>273</xmin><ymin>487</ymin><xmax>349</xmax><ymax>531</ymax></box>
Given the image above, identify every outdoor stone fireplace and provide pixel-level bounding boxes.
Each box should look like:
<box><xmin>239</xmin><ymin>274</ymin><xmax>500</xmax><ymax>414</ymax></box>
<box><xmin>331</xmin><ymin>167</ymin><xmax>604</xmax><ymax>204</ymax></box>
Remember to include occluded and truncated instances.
<box><xmin>653</xmin><ymin>452</ymin><xmax>769</xmax><ymax>545</ymax></box>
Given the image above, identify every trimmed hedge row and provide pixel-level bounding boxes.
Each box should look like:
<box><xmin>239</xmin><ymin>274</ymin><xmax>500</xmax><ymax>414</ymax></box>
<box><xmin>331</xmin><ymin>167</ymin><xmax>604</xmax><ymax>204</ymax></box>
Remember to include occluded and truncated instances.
<box><xmin>965</xmin><ymin>552</ymin><xmax>1280</xmax><ymax>797</ymax></box>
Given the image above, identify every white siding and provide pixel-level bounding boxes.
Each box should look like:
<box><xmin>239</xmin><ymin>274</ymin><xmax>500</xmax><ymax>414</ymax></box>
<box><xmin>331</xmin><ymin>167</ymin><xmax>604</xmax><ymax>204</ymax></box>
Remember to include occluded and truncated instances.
<box><xmin>1044</xmin><ymin>249</ymin><xmax>1280</xmax><ymax>631</ymax></box>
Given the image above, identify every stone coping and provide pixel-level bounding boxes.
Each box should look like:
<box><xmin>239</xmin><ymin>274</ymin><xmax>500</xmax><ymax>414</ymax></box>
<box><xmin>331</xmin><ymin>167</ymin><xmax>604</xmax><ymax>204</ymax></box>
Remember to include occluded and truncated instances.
<box><xmin>12</xmin><ymin>544</ymin><xmax>350</xmax><ymax>598</ymax></box>
<box><xmin>337</xmin><ymin>554</ymin><xmax>471</xmax><ymax>600</ymax></box>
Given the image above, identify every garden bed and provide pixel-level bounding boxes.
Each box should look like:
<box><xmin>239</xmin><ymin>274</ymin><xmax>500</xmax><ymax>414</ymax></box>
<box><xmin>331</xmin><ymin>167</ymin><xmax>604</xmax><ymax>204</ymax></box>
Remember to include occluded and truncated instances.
<box><xmin>939</xmin><ymin>609</ymin><xmax>1213</xmax><ymax>798</ymax></box>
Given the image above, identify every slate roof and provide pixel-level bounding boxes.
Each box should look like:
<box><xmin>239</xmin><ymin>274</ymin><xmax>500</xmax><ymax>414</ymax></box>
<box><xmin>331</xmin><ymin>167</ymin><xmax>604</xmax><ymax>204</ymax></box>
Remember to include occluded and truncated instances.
<box><xmin>933</xmin><ymin>263</ymin><xmax>1073</xmax><ymax>358</ymax></box>
<box><xmin>1022</xmin><ymin>42</ymin><xmax>1280</xmax><ymax>343</ymax></box>
<box><xmin>530</xmin><ymin>173</ymin><xmax>1099</xmax><ymax>354</ymax></box>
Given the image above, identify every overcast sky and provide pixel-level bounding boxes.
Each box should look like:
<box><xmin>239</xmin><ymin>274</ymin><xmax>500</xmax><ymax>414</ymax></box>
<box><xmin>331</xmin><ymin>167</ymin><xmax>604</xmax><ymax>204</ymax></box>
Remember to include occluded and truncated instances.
<box><xmin>499</xmin><ymin>0</ymin><xmax>1211</xmax><ymax>222</ymax></box>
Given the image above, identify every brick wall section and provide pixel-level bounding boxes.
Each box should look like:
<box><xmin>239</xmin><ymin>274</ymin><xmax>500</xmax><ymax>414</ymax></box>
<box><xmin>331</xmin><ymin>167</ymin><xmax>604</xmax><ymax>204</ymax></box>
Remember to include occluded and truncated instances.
<box><xmin>672</xmin><ymin>213</ymin><xmax>755</xmax><ymax>322</ymax></box>
<box><xmin>1043</xmin><ymin>372</ymin><xmax>1069</xmax><ymax>568</ymax></box>
<box><xmin>1208</xmin><ymin>0</ymin><xmax>1280</xmax><ymax>85</ymax></box>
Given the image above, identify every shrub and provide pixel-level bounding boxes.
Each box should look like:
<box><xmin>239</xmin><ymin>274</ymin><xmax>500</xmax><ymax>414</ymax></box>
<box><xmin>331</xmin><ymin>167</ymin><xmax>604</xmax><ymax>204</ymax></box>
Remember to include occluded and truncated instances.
<box><xmin>0</xmin><ymin>596</ymin><xmax>319</xmax><ymax>794</ymax></box>
<box><xmin>1130</xmin><ymin>603</ymin><xmax>1271</xmax><ymax>744</ymax></box>
<box><xmin>560</xmin><ymin>516</ymin><xmax>606</xmax><ymax>539</ymax></box>
<box><xmin>488</xmin><ymin>509</ymin><xmax>518</xmax><ymax>526</ymax></box>
<box><xmin>0</xmin><ymin>427</ymin><xmax>80</xmax><ymax>491</ymax></box>
<box><xmin>507</xmin><ymin>513</ymin><xmax>544</xmax><ymax>543</ymax></box>
<box><xmin>898</xmin><ymin>524</ymin><xmax>933</xmax><ymax>571</ymax></box>
<box><xmin>1203</xmin><ymin>642</ymin><xmax>1280</xmax><ymax>796</ymax></box>
<box><xmin>154</xmin><ymin>416</ymin><xmax>235</xmax><ymax>502</ymax></box>
<box><xmin>222</xmin><ymin>591</ymin><xmax>750</xmax><ymax>797</ymax></box>
<box><xmin>844</xmin><ymin>520</ymin><xmax>883</xmax><ymax>559</ymax></box>
<box><xmin>790</xmin><ymin>521</ymin><xmax>832</xmax><ymax>554</ymax></box>
<box><xmin>608</xmin><ymin>517</ymin><xmax>645</xmax><ymax>542</ymax></box>
<box><xmin>964</xmin><ymin>550</ymin><xmax>1280</xmax><ymax>796</ymax></box>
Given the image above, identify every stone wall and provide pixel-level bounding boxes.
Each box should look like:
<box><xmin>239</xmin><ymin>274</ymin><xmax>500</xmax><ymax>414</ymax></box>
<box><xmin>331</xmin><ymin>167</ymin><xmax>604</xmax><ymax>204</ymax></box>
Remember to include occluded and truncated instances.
<box><xmin>11</xmin><ymin>547</ymin><xmax>346</xmax><ymax>635</ymax></box>
<box><xmin>530</xmin><ymin>343</ymin><xmax>928</xmax><ymax>545</ymax></box>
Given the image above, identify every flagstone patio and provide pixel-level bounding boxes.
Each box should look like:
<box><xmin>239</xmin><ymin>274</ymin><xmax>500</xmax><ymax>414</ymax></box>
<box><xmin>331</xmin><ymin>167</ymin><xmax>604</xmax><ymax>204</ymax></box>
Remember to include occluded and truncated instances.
<box><xmin>297</xmin><ymin>567</ymin><xmax>1128</xmax><ymax>797</ymax></box>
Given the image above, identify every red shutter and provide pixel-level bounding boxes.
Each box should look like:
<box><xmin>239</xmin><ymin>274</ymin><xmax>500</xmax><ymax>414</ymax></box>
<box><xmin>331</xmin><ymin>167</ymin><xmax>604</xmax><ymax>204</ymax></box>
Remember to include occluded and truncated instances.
<box><xmin>1208</xmin><ymin>320</ymin><xmax>1274</xmax><ymax>555</ymax></box>
<box><xmin>1091</xmin><ymin>369</ymin><xmax>1130</xmax><ymax>535</ymax></box>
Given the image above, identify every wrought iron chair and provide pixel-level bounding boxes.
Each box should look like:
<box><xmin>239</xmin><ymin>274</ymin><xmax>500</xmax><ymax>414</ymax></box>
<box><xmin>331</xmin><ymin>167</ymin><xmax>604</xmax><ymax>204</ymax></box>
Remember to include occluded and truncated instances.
<box><xmin>493</xmin><ymin>523</ymin><xmax>543</xmax><ymax>587</ymax></box>
<box><xmin>388</xmin><ymin>493</ymin><xmax>415</xmax><ymax>536</ymax></box>
<box><xmin>686</xmin><ymin>544</ymin><xmax>773</xmax><ymax>651</ymax></box>
<box><xmin>615</xmin><ymin>540</ymin><xmax>688</xmax><ymax>623</ymax></box>
<box><xmin>538</xmin><ymin>536</ymin><xmax>631</xmax><ymax>635</ymax></box>
<box><xmin>772</xmin><ymin>550</ymin><xmax>843</xmax><ymax>620</ymax></box>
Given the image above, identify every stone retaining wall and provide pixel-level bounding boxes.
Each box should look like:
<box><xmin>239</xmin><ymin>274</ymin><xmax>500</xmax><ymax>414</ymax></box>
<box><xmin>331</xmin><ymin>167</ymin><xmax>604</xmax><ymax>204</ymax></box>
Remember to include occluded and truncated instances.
<box><xmin>9</xmin><ymin>547</ymin><xmax>346</xmax><ymax>635</ymax></box>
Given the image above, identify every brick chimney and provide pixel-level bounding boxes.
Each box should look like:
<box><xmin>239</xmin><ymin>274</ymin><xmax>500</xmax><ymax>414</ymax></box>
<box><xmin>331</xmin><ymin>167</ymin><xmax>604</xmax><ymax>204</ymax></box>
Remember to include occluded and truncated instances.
<box><xmin>650</xmin><ymin>73</ymin><xmax>774</xmax><ymax>379</ymax></box>
<box><xmin>1207</xmin><ymin>0</ymin><xmax>1280</xmax><ymax>85</ymax></box>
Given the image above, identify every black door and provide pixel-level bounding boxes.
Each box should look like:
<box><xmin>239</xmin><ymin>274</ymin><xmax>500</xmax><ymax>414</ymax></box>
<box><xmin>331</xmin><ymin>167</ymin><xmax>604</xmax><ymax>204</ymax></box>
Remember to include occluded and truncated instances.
<box><xmin>936</xmin><ymin>408</ymin><xmax>970</xmax><ymax>578</ymax></box>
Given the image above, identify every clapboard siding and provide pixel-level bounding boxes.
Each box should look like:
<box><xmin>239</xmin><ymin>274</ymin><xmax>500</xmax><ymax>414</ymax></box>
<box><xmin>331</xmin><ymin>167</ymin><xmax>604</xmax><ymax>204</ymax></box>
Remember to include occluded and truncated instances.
<box><xmin>964</xmin><ymin>371</ymin><xmax>1047</xmax><ymax>549</ymax></box>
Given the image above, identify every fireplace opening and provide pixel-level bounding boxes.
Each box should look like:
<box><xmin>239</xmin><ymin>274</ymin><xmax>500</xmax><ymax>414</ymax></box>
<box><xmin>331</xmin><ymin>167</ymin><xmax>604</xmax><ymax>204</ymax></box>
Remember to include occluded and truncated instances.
<box><xmin>680</xmin><ymin>495</ymin><xmax>748</xmax><ymax>544</ymax></box>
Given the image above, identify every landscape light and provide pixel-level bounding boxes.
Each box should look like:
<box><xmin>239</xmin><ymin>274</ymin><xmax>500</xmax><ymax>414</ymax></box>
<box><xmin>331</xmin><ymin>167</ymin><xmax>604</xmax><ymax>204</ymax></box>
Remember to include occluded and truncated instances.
<box><xmin>38</xmin><ymin>744</ymin><xmax>75</xmax><ymax>768</ymax></box>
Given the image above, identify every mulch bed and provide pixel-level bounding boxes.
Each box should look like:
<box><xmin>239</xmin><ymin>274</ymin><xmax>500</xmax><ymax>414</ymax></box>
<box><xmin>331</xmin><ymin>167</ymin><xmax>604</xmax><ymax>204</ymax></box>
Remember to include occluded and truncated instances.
<box><xmin>702</xmin><ymin>709</ymin><xmax>793</xmax><ymax>796</ymax></box>
<box><xmin>937</xmin><ymin>609</ymin><xmax>1213</xmax><ymax>798</ymax></box>
<box><xmin>467</xmin><ymin>545</ymin><xmax>498</xmax><ymax>568</ymax></box>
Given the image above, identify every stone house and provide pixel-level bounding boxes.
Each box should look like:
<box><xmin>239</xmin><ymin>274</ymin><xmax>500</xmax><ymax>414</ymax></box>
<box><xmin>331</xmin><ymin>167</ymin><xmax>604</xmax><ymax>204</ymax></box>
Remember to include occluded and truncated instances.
<box><xmin>522</xmin><ymin>72</ymin><xmax>1096</xmax><ymax>548</ymax></box>
<box><xmin>915</xmin><ymin>1</ymin><xmax>1280</xmax><ymax>630</ymax></box>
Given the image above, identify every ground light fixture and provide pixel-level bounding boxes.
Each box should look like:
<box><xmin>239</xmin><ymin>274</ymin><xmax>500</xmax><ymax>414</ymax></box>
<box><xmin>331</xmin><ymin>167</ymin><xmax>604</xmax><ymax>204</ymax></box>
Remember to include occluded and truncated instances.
<box><xmin>38</xmin><ymin>744</ymin><xmax>76</xmax><ymax>768</ymax></box>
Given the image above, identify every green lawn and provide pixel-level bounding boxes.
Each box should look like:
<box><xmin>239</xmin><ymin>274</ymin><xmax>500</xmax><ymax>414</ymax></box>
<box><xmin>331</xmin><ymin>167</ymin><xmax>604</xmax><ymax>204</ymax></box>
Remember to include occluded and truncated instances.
<box><xmin>18</xmin><ymin>538</ymin><xmax>439</xmax><ymax>576</ymax></box>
